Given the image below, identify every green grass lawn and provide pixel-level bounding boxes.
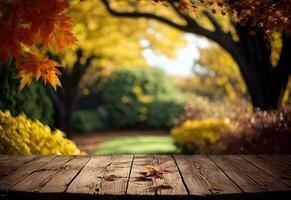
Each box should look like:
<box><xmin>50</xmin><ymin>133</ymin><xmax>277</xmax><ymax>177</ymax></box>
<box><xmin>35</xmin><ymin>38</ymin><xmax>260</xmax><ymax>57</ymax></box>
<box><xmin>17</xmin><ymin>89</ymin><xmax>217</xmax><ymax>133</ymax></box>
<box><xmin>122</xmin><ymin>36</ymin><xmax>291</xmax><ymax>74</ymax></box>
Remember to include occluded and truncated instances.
<box><xmin>92</xmin><ymin>135</ymin><xmax>179</xmax><ymax>155</ymax></box>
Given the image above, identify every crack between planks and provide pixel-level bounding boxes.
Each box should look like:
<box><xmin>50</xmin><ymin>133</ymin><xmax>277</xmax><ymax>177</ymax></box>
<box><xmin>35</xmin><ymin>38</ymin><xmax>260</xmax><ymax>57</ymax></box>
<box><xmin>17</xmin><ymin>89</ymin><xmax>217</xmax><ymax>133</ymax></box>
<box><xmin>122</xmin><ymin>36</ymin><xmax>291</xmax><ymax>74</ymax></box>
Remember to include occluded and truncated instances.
<box><xmin>125</xmin><ymin>154</ymin><xmax>135</xmax><ymax>195</ymax></box>
<box><xmin>36</xmin><ymin>156</ymin><xmax>76</xmax><ymax>191</ymax></box>
<box><xmin>171</xmin><ymin>155</ymin><xmax>190</xmax><ymax>196</ymax></box>
<box><xmin>191</xmin><ymin>157</ymin><xmax>223</xmax><ymax>195</ymax></box>
<box><xmin>206</xmin><ymin>155</ymin><xmax>244</xmax><ymax>193</ymax></box>
<box><xmin>240</xmin><ymin>155</ymin><xmax>291</xmax><ymax>188</ymax></box>
<box><xmin>221</xmin><ymin>155</ymin><xmax>268</xmax><ymax>190</ymax></box>
<box><xmin>17</xmin><ymin>155</ymin><xmax>40</xmax><ymax>165</ymax></box>
<box><xmin>64</xmin><ymin>156</ymin><xmax>92</xmax><ymax>193</ymax></box>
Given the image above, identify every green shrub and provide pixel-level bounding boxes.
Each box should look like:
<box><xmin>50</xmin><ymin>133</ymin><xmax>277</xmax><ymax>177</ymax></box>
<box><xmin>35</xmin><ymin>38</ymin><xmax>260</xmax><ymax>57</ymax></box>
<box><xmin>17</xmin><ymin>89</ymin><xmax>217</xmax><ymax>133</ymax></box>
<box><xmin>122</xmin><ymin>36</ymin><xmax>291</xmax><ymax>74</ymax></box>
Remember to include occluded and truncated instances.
<box><xmin>0</xmin><ymin>59</ymin><xmax>54</xmax><ymax>126</ymax></box>
<box><xmin>102</xmin><ymin>68</ymin><xmax>185</xmax><ymax>129</ymax></box>
<box><xmin>147</xmin><ymin>98</ymin><xmax>184</xmax><ymax>129</ymax></box>
<box><xmin>70</xmin><ymin>110</ymin><xmax>105</xmax><ymax>133</ymax></box>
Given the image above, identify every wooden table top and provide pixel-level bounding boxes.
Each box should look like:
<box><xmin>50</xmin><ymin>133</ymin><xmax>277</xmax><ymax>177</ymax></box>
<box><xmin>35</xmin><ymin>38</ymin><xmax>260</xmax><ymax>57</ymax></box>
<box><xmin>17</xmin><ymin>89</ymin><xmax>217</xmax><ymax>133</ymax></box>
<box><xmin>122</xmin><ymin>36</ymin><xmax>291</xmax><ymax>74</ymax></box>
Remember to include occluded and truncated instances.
<box><xmin>0</xmin><ymin>155</ymin><xmax>291</xmax><ymax>199</ymax></box>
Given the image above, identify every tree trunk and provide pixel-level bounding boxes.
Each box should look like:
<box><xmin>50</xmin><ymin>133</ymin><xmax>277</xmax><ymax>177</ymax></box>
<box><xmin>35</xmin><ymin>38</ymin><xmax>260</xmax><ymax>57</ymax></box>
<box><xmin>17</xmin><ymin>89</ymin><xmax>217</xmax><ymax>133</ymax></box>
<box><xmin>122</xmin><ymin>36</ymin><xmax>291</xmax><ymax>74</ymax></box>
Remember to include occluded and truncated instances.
<box><xmin>247</xmin><ymin>75</ymin><xmax>287</xmax><ymax>110</ymax></box>
<box><xmin>48</xmin><ymin>50</ymin><xmax>98</xmax><ymax>138</ymax></box>
<box><xmin>49</xmin><ymin>70</ymin><xmax>79</xmax><ymax>139</ymax></box>
<box><xmin>230</xmin><ymin>26</ymin><xmax>291</xmax><ymax>110</ymax></box>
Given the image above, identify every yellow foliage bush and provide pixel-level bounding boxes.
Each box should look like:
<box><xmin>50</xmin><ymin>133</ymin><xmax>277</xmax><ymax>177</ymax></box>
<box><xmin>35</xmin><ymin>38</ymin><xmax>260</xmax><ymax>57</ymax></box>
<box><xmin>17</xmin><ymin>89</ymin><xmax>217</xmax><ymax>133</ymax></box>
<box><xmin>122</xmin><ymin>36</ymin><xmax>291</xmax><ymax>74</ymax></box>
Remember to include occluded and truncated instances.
<box><xmin>0</xmin><ymin>110</ymin><xmax>84</xmax><ymax>155</ymax></box>
<box><xmin>171</xmin><ymin>119</ymin><xmax>228</xmax><ymax>153</ymax></box>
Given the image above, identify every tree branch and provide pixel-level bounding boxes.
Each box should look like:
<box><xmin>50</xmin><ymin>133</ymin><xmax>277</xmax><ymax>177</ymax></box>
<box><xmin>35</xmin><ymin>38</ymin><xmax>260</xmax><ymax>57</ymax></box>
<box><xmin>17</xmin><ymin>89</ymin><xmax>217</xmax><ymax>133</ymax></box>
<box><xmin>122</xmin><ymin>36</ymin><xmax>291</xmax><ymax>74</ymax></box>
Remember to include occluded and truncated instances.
<box><xmin>203</xmin><ymin>11</ymin><xmax>224</xmax><ymax>34</ymax></box>
<box><xmin>101</xmin><ymin>0</ymin><xmax>247</xmax><ymax>79</ymax></box>
<box><xmin>166</xmin><ymin>0</ymin><xmax>196</xmax><ymax>26</ymax></box>
<box><xmin>72</xmin><ymin>50</ymin><xmax>99</xmax><ymax>83</ymax></box>
<box><xmin>101</xmin><ymin>0</ymin><xmax>238</xmax><ymax>54</ymax></box>
<box><xmin>83</xmin><ymin>54</ymin><xmax>99</xmax><ymax>73</ymax></box>
<box><xmin>101</xmin><ymin>0</ymin><xmax>192</xmax><ymax>33</ymax></box>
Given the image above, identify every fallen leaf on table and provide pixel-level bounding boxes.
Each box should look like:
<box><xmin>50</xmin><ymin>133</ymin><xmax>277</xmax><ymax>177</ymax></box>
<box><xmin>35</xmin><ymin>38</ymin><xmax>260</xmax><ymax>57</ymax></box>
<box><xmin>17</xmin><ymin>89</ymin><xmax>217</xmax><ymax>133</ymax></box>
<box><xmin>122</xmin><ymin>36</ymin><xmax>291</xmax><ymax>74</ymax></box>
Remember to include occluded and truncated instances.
<box><xmin>135</xmin><ymin>165</ymin><xmax>173</xmax><ymax>191</ymax></box>
<box><xmin>144</xmin><ymin>166</ymin><xmax>165</xmax><ymax>178</ymax></box>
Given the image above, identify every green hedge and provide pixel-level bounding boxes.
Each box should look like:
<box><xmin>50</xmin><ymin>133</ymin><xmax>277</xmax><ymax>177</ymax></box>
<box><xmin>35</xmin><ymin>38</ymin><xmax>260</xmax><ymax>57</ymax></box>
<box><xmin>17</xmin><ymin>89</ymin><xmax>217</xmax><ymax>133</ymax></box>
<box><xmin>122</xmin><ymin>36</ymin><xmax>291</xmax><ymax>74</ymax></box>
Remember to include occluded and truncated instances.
<box><xmin>102</xmin><ymin>68</ymin><xmax>185</xmax><ymax>129</ymax></box>
<box><xmin>0</xmin><ymin>59</ymin><xmax>54</xmax><ymax>126</ymax></box>
<box><xmin>70</xmin><ymin>110</ymin><xmax>105</xmax><ymax>133</ymax></box>
<box><xmin>147</xmin><ymin>99</ymin><xmax>185</xmax><ymax>129</ymax></box>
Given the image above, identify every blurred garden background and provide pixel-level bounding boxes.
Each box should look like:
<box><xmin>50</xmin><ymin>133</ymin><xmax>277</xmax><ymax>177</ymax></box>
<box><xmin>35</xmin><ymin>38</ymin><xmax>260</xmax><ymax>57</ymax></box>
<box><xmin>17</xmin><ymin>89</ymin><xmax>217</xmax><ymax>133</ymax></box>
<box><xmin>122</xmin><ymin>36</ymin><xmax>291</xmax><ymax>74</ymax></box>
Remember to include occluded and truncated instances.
<box><xmin>0</xmin><ymin>0</ymin><xmax>290</xmax><ymax>156</ymax></box>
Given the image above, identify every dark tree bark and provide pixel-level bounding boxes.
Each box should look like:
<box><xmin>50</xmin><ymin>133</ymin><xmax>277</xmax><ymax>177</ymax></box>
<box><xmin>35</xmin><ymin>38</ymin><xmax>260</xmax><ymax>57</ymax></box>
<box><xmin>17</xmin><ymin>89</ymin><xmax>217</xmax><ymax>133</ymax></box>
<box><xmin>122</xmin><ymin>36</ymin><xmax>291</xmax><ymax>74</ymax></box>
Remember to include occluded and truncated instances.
<box><xmin>48</xmin><ymin>50</ymin><xmax>99</xmax><ymax>138</ymax></box>
<box><xmin>101</xmin><ymin>0</ymin><xmax>291</xmax><ymax>110</ymax></box>
<box><xmin>233</xmin><ymin>28</ymin><xmax>291</xmax><ymax>109</ymax></box>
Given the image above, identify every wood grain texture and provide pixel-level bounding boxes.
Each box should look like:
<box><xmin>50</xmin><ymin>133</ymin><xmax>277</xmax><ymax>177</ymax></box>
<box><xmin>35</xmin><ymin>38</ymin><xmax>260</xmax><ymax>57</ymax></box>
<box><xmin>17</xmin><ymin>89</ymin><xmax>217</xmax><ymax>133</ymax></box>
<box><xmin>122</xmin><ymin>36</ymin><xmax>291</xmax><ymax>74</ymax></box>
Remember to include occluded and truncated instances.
<box><xmin>0</xmin><ymin>155</ymin><xmax>36</xmax><ymax>178</ymax></box>
<box><xmin>127</xmin><ymin>155</ymin><xmax>187</xmax><ymax>195</ymax></box>
<box><xmin>66</xmin><ymin>155</ymin><xmax>133</xmax><ymax>195</ymax></box>
<box><xmin>0</xmin><ymin>154</ymin><xmax>291</xmax><ymax>199</ymax></box>
<box><xmin>174</xmin><ymin>155</ymin><xmax>241</xmax><ymax>196</ymax></box>
<box><xmin>39</xmin><ymin>156</ymin><xmax>91</xmax><ymax>193</ymax></box>
<box><xmin>12</xmin><ymin>155</ymin><xmax>72</xmax><ymax>192</ymax></box>
<box><xmin>241</xmin><ymin>155</ymin><xmax>291</xmax><ymax>187</ymax></box>
<box><xmin>0</xmin><ymin>155</ymin><xmax>56</xmax><ymax>190</ymax></box>
<box><xmin>274</xmin><ymin>155</ymin><xmax>291</xmax><ymax>165</ymax></box>
<box><xmin>208</xmin><ymin>155</ymin><xmax>265</xmax><ymax>193</ymax></box>
<box><xmin>225</xmin><ymin>155</ymin><xmax>290</xmax><ymax>192</ymax></box>
<box><xmin>0</xmin><ymin>155</ymin><xmax>18</xmax><ymax>162</ymax></box>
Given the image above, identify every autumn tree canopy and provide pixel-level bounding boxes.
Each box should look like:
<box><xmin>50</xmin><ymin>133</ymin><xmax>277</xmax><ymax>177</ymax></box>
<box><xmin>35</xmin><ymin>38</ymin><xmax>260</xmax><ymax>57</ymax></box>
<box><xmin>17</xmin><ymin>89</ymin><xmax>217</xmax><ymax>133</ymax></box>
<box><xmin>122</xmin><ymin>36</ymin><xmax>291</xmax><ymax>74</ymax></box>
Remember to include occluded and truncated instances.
<box><xmin>47</xmin><ymin>0</ymin><xmax>187</xmax><ymax>136</ymax></box>
<box><xmin>101</xmin><ymin>0</ymin><xmax>291</xmax><ymax>110</ymax></box>
<box><xmin>1</xmin><ymin>0</ymin><xmax>290</xmax><ymax>110</ymax></box>
<box><xmin>63</xmin><ymin>0</ymin><xmax>186</xmax><ymax>91</ymax></box>
<box><xmin>152</xmin><ymin>0</ymin><xmax>291</xmax><ymax>36</ymax></box>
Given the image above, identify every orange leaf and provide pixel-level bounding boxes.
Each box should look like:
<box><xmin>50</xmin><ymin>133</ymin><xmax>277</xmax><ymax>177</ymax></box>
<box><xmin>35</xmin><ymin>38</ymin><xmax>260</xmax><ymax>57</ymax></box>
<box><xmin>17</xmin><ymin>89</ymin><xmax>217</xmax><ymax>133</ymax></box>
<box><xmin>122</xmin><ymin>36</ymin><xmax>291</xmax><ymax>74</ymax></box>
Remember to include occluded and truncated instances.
<box><xmin>18</xmin><ymin>53</ymin><xmax>62</xmax><ymax>90</ymax></box>
<box><xmin>144</xmin><ymin>166</ymin><xmax>164</xmax><ymax>177</ymax></box>
<box><xmin>50</xmin><ymin>15</ymin><xmax>78</xmax><ymax>52</ymax></box>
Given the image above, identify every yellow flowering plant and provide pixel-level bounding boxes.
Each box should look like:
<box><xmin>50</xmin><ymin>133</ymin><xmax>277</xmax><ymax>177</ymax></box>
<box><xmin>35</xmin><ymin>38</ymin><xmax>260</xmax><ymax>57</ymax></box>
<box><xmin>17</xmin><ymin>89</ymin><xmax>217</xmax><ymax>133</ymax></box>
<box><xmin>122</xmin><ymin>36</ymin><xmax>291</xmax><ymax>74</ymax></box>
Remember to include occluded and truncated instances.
<box><xmin>171</xmin><ymin>119</ymin><xmax>229</xmax><ymax>154</ymax></box>
<box><xmin>0</xmin><ymin>110</ymin><xmax>84</xmax><ymax>155</ymax></box>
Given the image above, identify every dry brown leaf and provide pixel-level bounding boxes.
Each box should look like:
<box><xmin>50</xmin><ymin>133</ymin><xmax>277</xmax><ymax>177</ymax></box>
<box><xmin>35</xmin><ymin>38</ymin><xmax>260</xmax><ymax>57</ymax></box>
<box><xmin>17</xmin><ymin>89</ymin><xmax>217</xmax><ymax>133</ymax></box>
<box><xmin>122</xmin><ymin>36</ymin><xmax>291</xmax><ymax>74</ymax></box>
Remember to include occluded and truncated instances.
<box><xmin>144</xmin><ymin>166</ymin><xmax>164</xmax><ymax>178</ymax></box>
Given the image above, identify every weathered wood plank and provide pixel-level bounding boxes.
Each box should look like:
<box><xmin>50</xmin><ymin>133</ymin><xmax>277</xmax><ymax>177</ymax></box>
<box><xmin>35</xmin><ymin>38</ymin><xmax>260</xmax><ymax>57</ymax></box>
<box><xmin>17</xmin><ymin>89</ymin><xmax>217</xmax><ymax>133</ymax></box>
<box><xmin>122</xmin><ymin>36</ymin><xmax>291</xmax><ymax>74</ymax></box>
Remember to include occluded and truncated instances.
<box><xmin>127</xmin><ymin>155</ymin><xmax>187</xmax><ymax>195</ymax></box>
<box><xmin>1</xmin><ymin>154</ymin><xmax>291</xmax><ymax>199</ymax></box>
<box><xmin>0</xmin><ymin>155</ymin><xmax>36</xmax><ymax>178</ymax></box>
<box><xmin>0</xmin><ymin>156</ymin><xmax>56</xmax><ymax>190</ymax></box>
<box><xmin>158</xmin><ymin>155</ymin><xmax>187</xmax><ymax>195</ymax></box>
<box><xmin>0</xmin><ymin>155</ymin><xmax>18</xmax><ymax>162</ymax></box>
<box><xmin>66</xmin><ymin>155</ymin><xmax>133</xmax><ymax>195</ymax></box>
<box><xmin>242</xmin><ymin>155</ymin><xmax>291</xmax><ymax>187</ymax></box>
<box><xmin>12</xmin><ymin>155</ymin><xmax>72</xmax><ymax>192</ymax></box>
<box><xmin>208</xmin><ymin>155</ymin><xmax>265</xmax><ymax>193</ymax></box>
<box><xmin>225</xmin><ymin>155</ymin><xmax>290</xmax><ymax>192</ymax></box>
<box><xmin>174</xmin><ymin>155</ymin><xmax>241</xmax><ymax>196</ymax></box>
<box><xmin>126</xmin><ymin>155</ymin><xmax>155</xmax><ymax>195</ymax></box>
<box><xmin>274</xmin><ymin>155</ymin><xmax>291</xmax><ymax>166</ymax></box>
<box><xmin>39</xmin><ymin>156</ymin><xmax>91</xmax><ymax>193</ymax></box>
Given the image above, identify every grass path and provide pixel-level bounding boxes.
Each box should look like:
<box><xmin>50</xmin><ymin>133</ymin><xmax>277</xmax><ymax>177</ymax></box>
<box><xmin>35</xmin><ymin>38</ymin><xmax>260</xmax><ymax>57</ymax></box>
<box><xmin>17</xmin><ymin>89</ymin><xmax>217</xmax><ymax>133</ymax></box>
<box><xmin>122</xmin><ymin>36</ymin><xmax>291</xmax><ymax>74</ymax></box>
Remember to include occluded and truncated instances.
<box><xmin>72</xmin><ymin>130</ymin><xmax>178</xmax><ymax>154</ymax></box>
<box><xmin>93</xmin><ymin>135</ymin><xmax>178</xmax><ymax>155</ymax></box>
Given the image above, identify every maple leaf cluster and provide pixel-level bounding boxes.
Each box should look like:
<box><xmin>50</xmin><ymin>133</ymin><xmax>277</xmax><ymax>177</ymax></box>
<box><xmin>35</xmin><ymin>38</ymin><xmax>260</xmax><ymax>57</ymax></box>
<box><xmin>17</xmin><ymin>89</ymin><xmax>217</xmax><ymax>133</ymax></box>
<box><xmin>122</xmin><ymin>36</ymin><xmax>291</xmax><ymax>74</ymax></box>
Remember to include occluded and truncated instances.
<box><xmin>0</xmin><ymin>0</ymin><xmax>77</xmax><ymax>89</ymax></box>
<box><xmin>150</xmin><ymin>0</ymin><xmax>291</xmax><ymax>37</ymax></box>
<box><xmin>229</xmin><ymin>0</ymin><xmax>291</xmax><ymax>37</ymax></box>
<box><xmin>149</xmin><ymin>0</ymin><xmax>227</xmax><ymax>15</ymax></box>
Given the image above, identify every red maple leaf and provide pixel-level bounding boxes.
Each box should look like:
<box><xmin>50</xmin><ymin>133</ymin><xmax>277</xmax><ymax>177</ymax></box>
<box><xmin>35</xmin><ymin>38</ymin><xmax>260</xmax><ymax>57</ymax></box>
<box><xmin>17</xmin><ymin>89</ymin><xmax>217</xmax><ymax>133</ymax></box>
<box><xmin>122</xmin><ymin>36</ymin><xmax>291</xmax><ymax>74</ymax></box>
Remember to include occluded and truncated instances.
<box><xmin>23</xmin><ymin>0</ymin><xmax>76</xmax><ymax>51</ymax></box>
